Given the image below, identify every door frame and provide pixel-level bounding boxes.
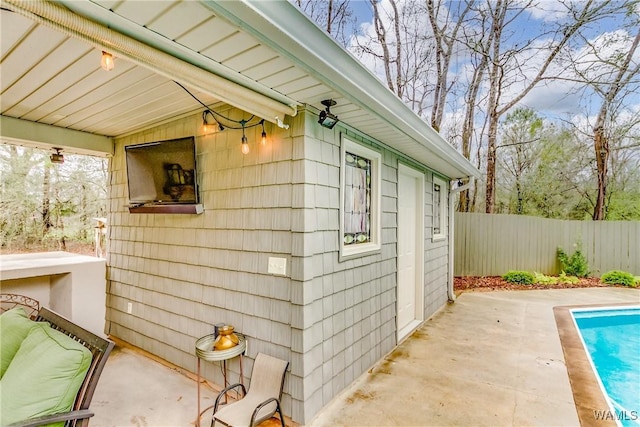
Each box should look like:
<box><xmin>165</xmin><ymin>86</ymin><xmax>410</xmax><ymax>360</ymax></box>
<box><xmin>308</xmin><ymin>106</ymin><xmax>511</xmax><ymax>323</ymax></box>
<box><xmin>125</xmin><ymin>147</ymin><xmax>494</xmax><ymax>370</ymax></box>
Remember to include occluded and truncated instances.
<box><xmin>397</xmin><ymin>163</ymin><xmax>425</xmax><ymax>341</ymax></box>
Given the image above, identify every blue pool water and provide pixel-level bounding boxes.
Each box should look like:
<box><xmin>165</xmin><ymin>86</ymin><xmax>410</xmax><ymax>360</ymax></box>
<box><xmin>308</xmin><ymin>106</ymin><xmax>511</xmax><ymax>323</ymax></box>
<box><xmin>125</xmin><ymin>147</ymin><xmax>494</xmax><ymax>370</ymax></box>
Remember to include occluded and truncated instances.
<box><xmin>572</xmin><ymin>307</ymin><xmax>640</xmax><ymax>427</ymax></box>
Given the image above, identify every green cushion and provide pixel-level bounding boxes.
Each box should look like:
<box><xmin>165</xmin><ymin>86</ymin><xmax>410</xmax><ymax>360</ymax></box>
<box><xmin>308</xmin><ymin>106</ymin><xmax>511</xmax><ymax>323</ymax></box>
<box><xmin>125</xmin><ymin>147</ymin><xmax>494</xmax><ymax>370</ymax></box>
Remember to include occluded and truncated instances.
<box><xmin>0</xmin><ymin>307</ymin><xmax>39</xmax><ymax>379</ymax></box>
<box><xmin>0</xmin><ymin>322</ymin><xmax>92</xmax><ymax>427</ymax></box>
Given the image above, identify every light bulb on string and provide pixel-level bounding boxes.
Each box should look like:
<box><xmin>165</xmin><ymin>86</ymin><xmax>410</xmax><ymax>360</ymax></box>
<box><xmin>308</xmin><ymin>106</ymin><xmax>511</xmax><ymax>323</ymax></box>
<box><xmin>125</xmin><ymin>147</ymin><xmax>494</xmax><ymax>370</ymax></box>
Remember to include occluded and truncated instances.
<box><xmin>241</xmin><ymin>134</ymin><xmax>250</xmax><ymax>154</ymax></box>
<box><xmin>240</xmin><ymin>120</ymin><xmax>249</xmax><ymax>154</ymax></box>
<box><xmin>260</xmin><ymin>120</ymin><xmax>267</xmax><ymax>146</ymax></box>
<box><xmin>101</xmin><ymin>51</ymin><xmax>114</xmax><ymax>71</ymax></box>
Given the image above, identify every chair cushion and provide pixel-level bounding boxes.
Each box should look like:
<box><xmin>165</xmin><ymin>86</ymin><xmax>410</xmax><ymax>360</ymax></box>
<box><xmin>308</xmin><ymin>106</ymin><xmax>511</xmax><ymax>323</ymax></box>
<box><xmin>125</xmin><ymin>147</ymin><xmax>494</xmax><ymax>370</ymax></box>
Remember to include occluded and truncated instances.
<box><xmin>0</xmin><ymin>307</ymin><xmax>39</xmax><ymax>379</ymax></box>
<box><xmin>0</xmin><ymin>322</ymin><xmax>92</xmax><ymax>427</ymax></box>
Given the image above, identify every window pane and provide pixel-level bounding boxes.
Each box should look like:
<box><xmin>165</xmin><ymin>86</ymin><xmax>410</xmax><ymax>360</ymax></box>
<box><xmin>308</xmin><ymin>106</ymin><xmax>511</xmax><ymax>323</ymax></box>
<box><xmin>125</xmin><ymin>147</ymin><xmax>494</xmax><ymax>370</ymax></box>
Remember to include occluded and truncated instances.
<box><xmin>344</xmin><ymin>152</ymin><xmax>371</xmax><ymax>245</ymax></box>
<box><xmin>434</xmin><ymin>183</ymin><xmax>441</xmax><ymax>234</ymax></box>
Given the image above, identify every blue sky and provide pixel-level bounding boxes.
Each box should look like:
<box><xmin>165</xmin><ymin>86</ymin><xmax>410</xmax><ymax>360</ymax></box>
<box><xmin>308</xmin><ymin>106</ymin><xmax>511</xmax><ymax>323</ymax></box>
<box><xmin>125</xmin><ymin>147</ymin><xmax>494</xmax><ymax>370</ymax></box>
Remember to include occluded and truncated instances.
<box><xmin>351</xmin><ymin>0</ymin><xmax>374</xmax><ymax>24</ymax></box>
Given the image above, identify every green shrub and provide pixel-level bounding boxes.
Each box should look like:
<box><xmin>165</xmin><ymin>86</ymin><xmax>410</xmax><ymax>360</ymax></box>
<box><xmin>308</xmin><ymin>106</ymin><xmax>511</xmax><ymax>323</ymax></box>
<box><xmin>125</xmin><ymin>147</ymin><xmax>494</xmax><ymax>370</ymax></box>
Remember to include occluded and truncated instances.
<box><xmin>601</xmin><ymin>270</ymin><xmax>636</xmax><ymax>287</ymax></box>
<box><xmin>503</xmin><ymin>271</ymin><xmax>535</xmax><ymax>285</ymax></box>
<box><xmin>533</xmin><ymin>272</ymin><xmax>558</xmax><ymax>285</ymax></box>
<box><xmin>557</xmin><ymin>246</ymin><xmax>589</xmax><ymax>277</ymax></box>
<box><xmin>558</xmin><ymin>271</ymin><xmax>580</xmax><ymax>284</ymax></box>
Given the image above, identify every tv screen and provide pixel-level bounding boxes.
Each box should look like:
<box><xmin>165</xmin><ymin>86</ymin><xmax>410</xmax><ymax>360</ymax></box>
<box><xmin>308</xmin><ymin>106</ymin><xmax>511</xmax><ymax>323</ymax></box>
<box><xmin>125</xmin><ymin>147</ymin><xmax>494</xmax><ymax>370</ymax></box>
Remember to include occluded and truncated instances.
<box><xmin>125</xmin><ymin>137</ymin><xmax>198</xmax><ymax>205</ymax></box>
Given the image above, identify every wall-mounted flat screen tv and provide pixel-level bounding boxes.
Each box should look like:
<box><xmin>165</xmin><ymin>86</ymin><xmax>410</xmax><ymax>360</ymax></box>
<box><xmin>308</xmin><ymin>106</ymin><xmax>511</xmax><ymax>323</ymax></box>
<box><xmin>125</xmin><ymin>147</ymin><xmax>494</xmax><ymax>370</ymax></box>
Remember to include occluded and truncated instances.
<box><xmin>125</xmin><ymin>137</ymin><xmax>199</xmax><ymax>205</ymax></box>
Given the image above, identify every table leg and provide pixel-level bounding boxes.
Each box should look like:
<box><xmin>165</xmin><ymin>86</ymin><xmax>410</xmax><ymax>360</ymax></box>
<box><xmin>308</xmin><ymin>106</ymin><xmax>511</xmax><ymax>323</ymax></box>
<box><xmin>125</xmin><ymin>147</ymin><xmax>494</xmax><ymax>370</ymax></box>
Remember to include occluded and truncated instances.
<box><xmin>197</xmin><ymin>357</ymin><xmax>201</xmax><ymax>427</ymax></box>
<box><xmin>223</xmin><ymin>359</ymin><xmax>228</xmax><ymax>404</ymax></box>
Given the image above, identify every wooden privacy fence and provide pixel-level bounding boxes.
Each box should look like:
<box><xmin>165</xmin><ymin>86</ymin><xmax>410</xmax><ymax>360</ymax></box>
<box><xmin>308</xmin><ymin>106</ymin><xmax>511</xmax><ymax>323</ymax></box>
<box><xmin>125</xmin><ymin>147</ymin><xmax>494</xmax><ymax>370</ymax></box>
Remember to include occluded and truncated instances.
<box><xmin>454</xmin><ymin>213</ymin><xmax>640</xmax><ymax>277</ymax></box>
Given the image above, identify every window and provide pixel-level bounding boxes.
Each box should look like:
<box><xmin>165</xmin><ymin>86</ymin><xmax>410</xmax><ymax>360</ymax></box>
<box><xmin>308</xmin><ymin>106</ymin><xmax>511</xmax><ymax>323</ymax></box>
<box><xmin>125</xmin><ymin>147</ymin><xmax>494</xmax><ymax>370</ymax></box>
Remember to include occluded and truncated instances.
<box><xmin>433</xmin><ymin>176</ymin><xmax>446</xmax><ymax>240</ymax></box>
<box><xmin>340</xmin><ymin>137</ymin><xmax>381</xmax><ymax>259</ymax></box>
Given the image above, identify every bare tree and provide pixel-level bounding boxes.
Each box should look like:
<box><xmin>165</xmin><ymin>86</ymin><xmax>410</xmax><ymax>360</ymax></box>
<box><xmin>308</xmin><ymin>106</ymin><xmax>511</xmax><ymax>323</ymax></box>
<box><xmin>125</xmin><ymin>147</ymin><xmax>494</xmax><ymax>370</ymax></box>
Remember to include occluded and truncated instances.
<box><xmin>587</xmin><ymin>30</ymin><xmax>639</xmax><ymax>219</ymax></box>
<box><xmin>294</xmin><ymin>0</ymin><xmax>356</xmax><ymax>47</ymax></box>
<box><xmin>352</xmin><ymin>0</ymin><xmax>438</xmax><ymax>108</ymax></box>
<box><xmin>1</xmin><ymin>144</ymin><xmax>108</xmax><ymax>253</ymax></box>
<box><xmin>426</xmin><ymin>0</ymin><xmax>472</xmax><ymax>131</ymax></box>
<box><xmin>457</xmin><ymin>3</ymin><xmax>495</xmax><ymax>212</ymax></box>
<box><xmin>301</xmin><ymin>0</ymin><xmax>638</xmax><ymax>220</ymax></box>
<box><xmin>497</xmin><ymin>108</ymin><xmax>542</xmax><ymax>214</ymax></box>
<box><xmin>478</xmin><ymin>0</ymin><xmax>634</xmax><ymax>213</ymax></box>
<box><xmin>369</xmin><ymin>0</ymin><xmax>403</xmax><ymax>97</ymax></box>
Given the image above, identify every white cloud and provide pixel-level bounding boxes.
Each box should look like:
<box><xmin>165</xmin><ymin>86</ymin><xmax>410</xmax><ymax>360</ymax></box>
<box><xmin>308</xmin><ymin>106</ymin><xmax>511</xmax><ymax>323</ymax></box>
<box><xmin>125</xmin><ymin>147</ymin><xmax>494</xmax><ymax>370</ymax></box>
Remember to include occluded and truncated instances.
<box><xmin>523</xmin><ymin>0</ymin><xmax>572</xmax><ymax>22</ymax></box>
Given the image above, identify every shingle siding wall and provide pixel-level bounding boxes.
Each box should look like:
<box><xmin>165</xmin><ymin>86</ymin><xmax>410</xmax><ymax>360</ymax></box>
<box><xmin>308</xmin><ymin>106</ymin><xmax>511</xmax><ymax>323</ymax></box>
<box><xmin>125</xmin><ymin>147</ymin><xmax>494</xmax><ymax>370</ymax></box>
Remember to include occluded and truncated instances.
<box><xmin>296</xmin><ymin>119</ymin><xmax>448</xmax><ymax>422</ymax></box>
<box><xmin>424</xmin><ymin>176</ymin><xmax>450</xmax><ymax>317</ymax></box>
<box><xmin>107</xmin><ymin>107</ymin><xmax>451</xmax><ymax>424</ymax></box>
<box><xmin>107</xmin><ymin>109</ymin><xmax>301</xmax><ymax>418</ymax></box>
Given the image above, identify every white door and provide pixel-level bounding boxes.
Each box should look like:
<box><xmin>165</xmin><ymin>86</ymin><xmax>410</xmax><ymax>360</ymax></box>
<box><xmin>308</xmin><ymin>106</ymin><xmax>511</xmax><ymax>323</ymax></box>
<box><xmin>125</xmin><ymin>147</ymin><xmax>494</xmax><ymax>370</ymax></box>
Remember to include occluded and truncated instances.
<box><xmin>397</xmin><ymin>165</ymin><xmax>424</xmax><ymax>340</ymax></box>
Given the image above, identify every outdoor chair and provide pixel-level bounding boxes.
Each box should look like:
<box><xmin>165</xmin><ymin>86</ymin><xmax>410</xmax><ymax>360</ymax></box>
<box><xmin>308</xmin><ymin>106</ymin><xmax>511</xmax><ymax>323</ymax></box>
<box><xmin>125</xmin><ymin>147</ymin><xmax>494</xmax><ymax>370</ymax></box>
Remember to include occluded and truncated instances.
<box><xmin>1</xmin><ymin>306</ymin><xmax>114</xmax><ymax>427</ymax></box>
<box><xmin>0</xmin><ymin>293</ymin><xmax>40</xmax><ymax>319</ymax></box>
<box><xmin>211</xmin><ymin>352</ymin><xmax>289</xmax><ymax>427</ymax></box>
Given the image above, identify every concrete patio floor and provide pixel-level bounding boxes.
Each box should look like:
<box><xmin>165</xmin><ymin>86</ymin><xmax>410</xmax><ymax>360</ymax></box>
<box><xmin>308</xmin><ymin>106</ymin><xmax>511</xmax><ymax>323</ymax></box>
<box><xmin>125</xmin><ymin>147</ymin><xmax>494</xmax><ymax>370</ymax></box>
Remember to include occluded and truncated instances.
<box><xmin>90</xmin><ymin>287</ymin><xmax>639</xmax><ymax>426</ymax></box>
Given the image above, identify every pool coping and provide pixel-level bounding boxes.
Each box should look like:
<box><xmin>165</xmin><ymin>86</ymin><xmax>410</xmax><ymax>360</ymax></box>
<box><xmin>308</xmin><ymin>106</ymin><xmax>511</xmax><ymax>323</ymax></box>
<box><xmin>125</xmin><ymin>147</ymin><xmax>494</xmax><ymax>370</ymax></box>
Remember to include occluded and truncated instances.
<box><xmin>554</xmin><ymin>302</ymin><xmax>638</xmax><ymax>427</ymax></box>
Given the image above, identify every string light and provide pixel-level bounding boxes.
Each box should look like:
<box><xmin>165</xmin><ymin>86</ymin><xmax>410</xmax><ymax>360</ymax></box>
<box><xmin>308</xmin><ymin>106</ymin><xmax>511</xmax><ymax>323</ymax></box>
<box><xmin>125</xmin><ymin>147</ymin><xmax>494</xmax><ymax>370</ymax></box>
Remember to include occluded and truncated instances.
<box><xmin>260</xmin><ymin>120</ymin><xmax>267</xmax><ymax>146</ymax></box>
<box><xmin>101</xmin><ymin>51</ymin><xmax>114</xmax><ymax>71</ymax></box>
<box><xmin>242</xmin><ymin>126</ymin><xmax>249</xmax><ymax>154</ymax></box>
<box><xmin>240</xmin><ymin>120</ymin><xmax>249</xmax><ymax>154</ymax></box>
<box><xmin>202</xmin><ymin>110</ymin><xmax>223</xmax><ymax>133</ymax></box>
<box><xmin>175</xmin><ymin>82</ymin><xmax>270</xmax><ymax>154</ymax></box>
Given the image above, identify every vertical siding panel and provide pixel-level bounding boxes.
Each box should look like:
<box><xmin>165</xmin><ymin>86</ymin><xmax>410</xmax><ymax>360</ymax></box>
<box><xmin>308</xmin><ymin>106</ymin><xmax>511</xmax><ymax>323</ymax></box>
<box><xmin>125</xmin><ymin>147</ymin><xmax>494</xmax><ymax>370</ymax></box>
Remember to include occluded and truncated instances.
<box><xmin>487</xmin><ymin>214</ymin><xmax>494</xmax><ymax>274</ymax></box>
<box><xmin>617</xmin><ymin>221</ymin><xmax>625</xmax><ymax>271</ymax></box>
<box><xmin>603</xmin><ymin>221</ymin><xmax>612</xmax><ymax>273</ymax></box>
<box><xmin>491</xmin><ymin>214</ymin><xmax>500</xmax><ymax>274</ymax></box>
<box><xmin>632</xmin><ymin>222</ymin><xmax>639</xmax><ymax>273</ymax></box>
<box><xmin>597</xmin><ymin>221</ymin><xmax>605</xmax><ymax>274</ymax></box>
<box><xmin>631</xmin><ymin>223</ymin><xmax>636</xmax><ymax>272</ymax></box>
<box><xmin>615</xmin><ymin>221</ymin><xmax>623</xmax><ymax>271</ymax></box>
<box><xmin>584</xmin><ymin>220</ymin><xmax>595</xmax><ymax>274</ymax></box>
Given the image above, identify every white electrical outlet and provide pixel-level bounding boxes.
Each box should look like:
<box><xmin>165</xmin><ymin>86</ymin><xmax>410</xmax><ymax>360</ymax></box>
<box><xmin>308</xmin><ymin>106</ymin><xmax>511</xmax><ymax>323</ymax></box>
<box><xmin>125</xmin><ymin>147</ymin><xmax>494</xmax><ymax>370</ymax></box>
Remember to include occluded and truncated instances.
<box><xmin>127</xmin><ymin>302</ymin><xmax>133</xmax><ymax>314</ymax></box>
<box><xmin>268</xmin><ymin>257</ymin><xmax>287</xmax><ymax>275</ymax></box>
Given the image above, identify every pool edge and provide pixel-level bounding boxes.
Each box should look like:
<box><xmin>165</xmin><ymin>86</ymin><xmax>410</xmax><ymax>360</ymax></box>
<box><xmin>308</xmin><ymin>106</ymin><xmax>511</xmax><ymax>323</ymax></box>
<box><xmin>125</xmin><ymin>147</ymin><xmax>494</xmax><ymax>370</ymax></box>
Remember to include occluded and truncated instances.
<box><xmin>554</xmin><ymin>302</ymin><xmax>638</xmax><ymax>427</ymax></box>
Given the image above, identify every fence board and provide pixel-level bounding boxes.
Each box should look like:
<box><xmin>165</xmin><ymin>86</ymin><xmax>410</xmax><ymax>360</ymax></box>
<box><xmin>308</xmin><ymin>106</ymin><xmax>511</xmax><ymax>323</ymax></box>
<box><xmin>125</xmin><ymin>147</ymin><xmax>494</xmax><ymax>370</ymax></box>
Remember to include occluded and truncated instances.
<box><xmin>454</xmin><ymin>213</ymin><xmax>640</xmax><ymax>277</ymax></box>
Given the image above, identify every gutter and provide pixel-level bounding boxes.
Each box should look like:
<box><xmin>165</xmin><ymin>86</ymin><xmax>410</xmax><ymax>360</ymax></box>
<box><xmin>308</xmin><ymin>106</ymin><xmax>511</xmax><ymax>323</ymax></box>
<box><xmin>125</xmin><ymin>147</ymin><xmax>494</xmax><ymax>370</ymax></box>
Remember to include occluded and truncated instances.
<box><xmin>202</xmin><ymin>0</ymin><xmax>480</xmax><ymax>180</ymax></box>
<box><xmin>448</xmin><ymin>177</ymin><xmax>475</xmax><ymax>302</ymax></box>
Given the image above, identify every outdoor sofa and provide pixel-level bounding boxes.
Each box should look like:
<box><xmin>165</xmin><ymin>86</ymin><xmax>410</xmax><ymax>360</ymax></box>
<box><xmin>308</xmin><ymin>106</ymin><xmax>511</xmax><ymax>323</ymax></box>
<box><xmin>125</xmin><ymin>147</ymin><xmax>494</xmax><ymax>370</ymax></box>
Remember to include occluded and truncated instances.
<box><xmin>0</xmin><ymin>305</ymin><xmax>114</xmax><ymax>427</ymax></box>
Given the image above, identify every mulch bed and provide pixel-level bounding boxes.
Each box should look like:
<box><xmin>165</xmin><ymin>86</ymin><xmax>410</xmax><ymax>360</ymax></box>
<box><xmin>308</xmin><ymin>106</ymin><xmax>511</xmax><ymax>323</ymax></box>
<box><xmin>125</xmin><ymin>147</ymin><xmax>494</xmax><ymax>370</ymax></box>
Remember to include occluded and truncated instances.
<box><xmin>454</xmin><ymin>276</ymin><xmax>609</xmax><ymax>293</ymax></box>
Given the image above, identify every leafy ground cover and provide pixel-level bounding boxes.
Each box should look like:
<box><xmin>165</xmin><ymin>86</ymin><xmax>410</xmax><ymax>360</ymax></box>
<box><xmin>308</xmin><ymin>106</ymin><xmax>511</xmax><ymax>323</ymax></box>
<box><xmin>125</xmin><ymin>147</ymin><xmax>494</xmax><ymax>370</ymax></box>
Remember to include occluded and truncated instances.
<box><xmin>454</xmin><ymin>276</ymin><xmax>610</xmax><ymax>293</ymax></box>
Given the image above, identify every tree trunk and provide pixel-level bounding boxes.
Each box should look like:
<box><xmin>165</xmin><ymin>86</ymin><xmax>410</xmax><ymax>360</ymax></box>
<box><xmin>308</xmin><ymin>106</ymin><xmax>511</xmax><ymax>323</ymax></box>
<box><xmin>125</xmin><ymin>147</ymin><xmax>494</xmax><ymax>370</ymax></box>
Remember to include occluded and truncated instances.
<box><xmin>53</xmin><ymin>166</ymin><xmax>66</xmax><ymax>251</ymax></box>
<box><xmin>458</xmin><ymin>44</ymin><xmax>489</xmax><ymax>212</ymax></box>
<box><xmin>592</xmin><ymin>124</ymin><xmax>609</xmax><ymax>220</ymax></box>
<box><xmin>591</xmin><ymin>29</ymin><xmax>639</xmax><ymax>220</ymax></box>
<box><xmin>426</xmin><ymin>0</ymin><xmax>471</xmax><ymax>131</ymax></box>
<box><xmin>42</xmin><ymin>162</ymin><xmax>53</xmax><ymax>233</ymax></box>
<box><xmin>80</xmin><ymin>183</ymin><xmax>88</xmax><ymax>240</ymax></box>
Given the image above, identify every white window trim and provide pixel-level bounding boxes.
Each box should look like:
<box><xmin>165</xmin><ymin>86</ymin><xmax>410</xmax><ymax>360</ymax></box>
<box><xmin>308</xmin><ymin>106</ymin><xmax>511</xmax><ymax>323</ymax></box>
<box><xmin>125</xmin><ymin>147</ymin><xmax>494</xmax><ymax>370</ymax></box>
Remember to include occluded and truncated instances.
<box><xmin>339</xmin><ymin>137</ymin><xmax>382</xmax><ymax>260</ymax></box>
<box><xmin>432</xmin><ymin>176</ymin><xmax>447</xmax><ymax>242</ymax></box>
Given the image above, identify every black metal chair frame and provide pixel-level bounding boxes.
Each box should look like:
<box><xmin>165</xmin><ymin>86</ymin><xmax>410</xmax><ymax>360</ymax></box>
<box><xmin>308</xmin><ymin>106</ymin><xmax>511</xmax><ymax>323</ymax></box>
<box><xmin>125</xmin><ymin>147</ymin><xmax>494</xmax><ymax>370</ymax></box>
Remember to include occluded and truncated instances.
<box><xmin>6</xmin><ymin>307</ymin><xmax>114</xmax><ymax>427</ymax></box>
<box><xmin>0</xmin><ymin>293</ymin><xmax>40</xmax><ymax>319</ymax></box>
<box><xmin>211</xmin><ymin>353</ymin><xmax>288</xmax><ymax>427</ymax></box>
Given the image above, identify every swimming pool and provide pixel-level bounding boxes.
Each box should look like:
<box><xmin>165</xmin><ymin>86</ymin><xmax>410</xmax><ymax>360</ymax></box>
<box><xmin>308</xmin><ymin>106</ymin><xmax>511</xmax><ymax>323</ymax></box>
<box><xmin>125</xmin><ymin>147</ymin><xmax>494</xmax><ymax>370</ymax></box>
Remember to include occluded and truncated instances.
<box><xmin>571</xmin><ymin>307</ymin><xmax>640</xmax><ymax>427</ymax></box>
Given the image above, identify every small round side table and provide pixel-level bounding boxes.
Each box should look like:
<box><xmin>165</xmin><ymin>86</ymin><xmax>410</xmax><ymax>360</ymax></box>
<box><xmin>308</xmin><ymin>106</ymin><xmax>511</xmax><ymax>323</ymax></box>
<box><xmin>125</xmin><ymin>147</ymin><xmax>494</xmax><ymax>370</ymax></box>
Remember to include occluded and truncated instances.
<box><xmin>195</xmin><ymin>333</ymin><xmax>246</xmax><ymax>427</ymax></box>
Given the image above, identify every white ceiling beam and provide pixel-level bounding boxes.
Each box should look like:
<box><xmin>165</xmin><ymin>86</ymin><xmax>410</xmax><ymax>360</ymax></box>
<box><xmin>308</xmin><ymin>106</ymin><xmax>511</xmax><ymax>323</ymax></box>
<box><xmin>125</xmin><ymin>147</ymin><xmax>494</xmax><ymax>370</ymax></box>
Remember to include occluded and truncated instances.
<box><xmin>0</xmin><ymin>115</ymin><xmax>113</xmax><ymax>156</ymax></box>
